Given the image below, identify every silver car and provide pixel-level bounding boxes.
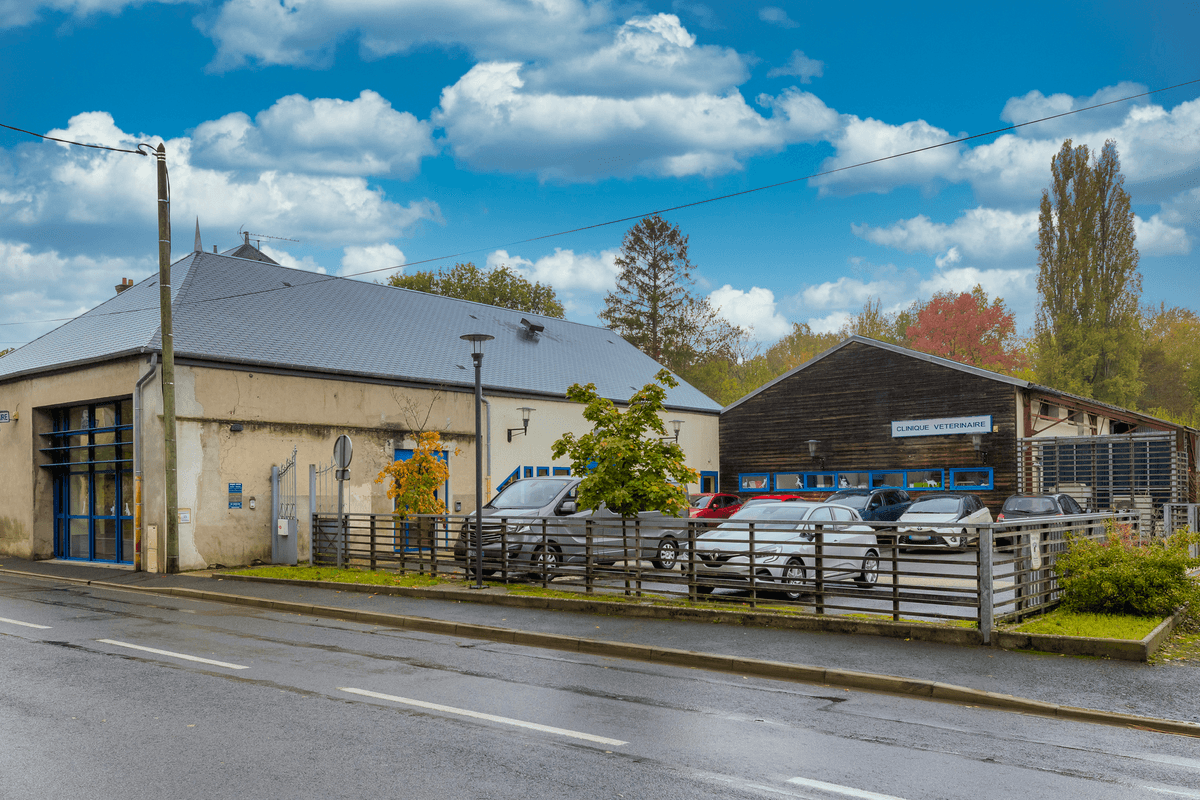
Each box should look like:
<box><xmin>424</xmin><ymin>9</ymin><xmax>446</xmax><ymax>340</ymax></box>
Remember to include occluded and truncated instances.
<box><xmin>897</xmin><ymin>493</ymin><xmax>992</xmax><ymax>550</ymax></box>
<box><xmin>693</xmin><ymin>502</ymin><xmax>881</xmax><ymax>600</ymax></box>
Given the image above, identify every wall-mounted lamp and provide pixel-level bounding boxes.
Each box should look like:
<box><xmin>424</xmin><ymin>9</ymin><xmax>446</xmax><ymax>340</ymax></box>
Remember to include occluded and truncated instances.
<box><xmin>971</xmin><ymin>433</ymin><xmax>989</xmax><ymax>464</ymax></box>
<box><xmin>669</xmin><ymin>419</ymin><xmax>684</xmax><ymax>442</ymax></box>
<box><xmin>507</xmin><ymin>406</ymin><xmax>534</xmax><ymax>442</ymax></box>
<box><xmin>807</xmin><ymin>439</ymin><xmax>825</xmax><ymax>470</ymax></box>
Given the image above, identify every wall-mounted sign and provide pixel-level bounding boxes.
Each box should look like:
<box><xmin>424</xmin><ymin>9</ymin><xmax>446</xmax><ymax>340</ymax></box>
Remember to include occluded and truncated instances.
<box><xmin>178</xmin><ymin>508</ymin><xmax>192</xmax><ymax>524</ymax></box>
<box><xmin>0</xmin><ymin>411</ymin><xmax>9</xmax><ymax>423</ymax></box>
<box><xmin>229</xmin><ymin>482</ymin><xmax>243</xmax><ymax>510</ymax></box>
<box><xmin>892</xmin><ymin>415</ymin><xmax>992</xmax><ymax>438</ymax></box>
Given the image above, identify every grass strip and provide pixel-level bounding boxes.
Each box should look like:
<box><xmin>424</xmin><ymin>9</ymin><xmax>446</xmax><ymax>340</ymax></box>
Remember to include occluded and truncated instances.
<box><xmin>1009</xmin><ymin>610</ymin><xmax>1162</xmax><ymax>640</ymax></box>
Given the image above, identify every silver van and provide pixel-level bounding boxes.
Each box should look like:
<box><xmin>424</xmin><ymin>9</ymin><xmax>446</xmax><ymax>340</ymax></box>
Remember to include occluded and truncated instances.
<box><xmin>453</xmin><ymin>477</ymin><xmax>687</xmax><ymax>577</ymax></box>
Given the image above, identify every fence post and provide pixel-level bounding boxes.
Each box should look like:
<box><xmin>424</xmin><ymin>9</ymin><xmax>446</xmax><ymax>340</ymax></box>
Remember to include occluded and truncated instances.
<box><xmin>748</xmin><ymin>522</ymin><xmax>756</xmax><ymax>608</ymax></box>
<box><xmin>585</xmin><ymin>518</ymin><xmax>594</xmax><ymax>595</ymax></box>
<box><xmin>815</xmin><ymin>529</ymin><xmax>825</xmax><ymax>616</ymax></box>
<box><xmin>271</xmin><ymin>464</ymin><xmax>280</xmax><ymax>565</ymax></box>
<box><xmin>308</xmin><ymin>464</ymin><xmax>316</xmax><ymax>567</ymax></box>
<box><xmin>978</xmin><ymin>524</ymin><xmax>993</xmax><ymax>644</ymax></box>
<box><xmin>687</xmin><ymin>520</ymin><xmax>696</xmax><ymax>601</ymax></box>
<box><xmin>369</xmin><ymin>516</ymin><xmax>377</xmax><ymax>571</ymax></box>
<box><xmin>891</xmin><ymin>528</ymin><xmax>900</xmax><ymax>621</ymax></box>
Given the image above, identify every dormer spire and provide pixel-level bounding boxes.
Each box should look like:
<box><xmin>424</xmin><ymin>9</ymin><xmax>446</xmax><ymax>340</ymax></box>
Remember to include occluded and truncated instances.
<box><xmin>194</xmin><ymin>218</ymin><xmax>203</xmax><ymax>253</ymax></box>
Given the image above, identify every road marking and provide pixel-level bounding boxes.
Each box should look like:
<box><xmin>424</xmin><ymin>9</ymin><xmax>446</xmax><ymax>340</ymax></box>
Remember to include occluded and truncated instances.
<box><xmin>96</xmin><ymin>639</ymin><xmax>249</xmax><ymax>670</ymax></box>
<box><xmin>0</xmin><ymin>616</ymin><xmax>51</xmax><ymax>629</ymax></box>
<box><xmin>1144</xmin><ymin>787</ymin><xmax>1200</xmax><ymax>798</ymax></box>
<box><xmin>338</xmin><ymin>687</ymin><xmax>627</xmax><ymax>746</ymax></box>
<box><xmin>787</xmin><ymin>776</ymin><xmax>908</xmax><ymax>800</ymax></box>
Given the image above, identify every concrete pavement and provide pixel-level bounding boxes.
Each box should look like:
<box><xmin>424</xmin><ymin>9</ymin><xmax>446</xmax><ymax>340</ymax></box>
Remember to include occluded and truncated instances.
<box><xmin>2</xmin><ymin>557</ymin><xmax>1197</xmax><ymax>737</ymax></box>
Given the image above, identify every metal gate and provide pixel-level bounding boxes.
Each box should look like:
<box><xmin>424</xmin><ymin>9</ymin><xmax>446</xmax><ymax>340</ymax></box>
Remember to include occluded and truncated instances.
<box><xmin>310</xmin><ymin>457</ymin><xmax>340</xmax><ymax>566</ymax></box>
<box><xmin>1017</xmin><ymin>432</ymin><xmax>1188</xmax><ymax>532</ymax></box>
<box><xmin>271</xmin><ymin>446</ymin><xmax>298</xmax><ymax>565</ymax></box>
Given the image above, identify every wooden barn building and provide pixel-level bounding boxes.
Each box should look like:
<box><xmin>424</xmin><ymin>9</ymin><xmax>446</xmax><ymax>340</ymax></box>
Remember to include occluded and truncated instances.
<box><xmin>720</xmin><ymin>337</ymin><xmax>1198</xmax><ymax>525</ymax></box>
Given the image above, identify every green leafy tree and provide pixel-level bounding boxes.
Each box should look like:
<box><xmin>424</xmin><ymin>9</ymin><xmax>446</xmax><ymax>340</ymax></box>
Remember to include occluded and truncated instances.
<box><xmin>551</xmin><ymin>369</ymin><xmax>698</xmax><ymax>518</ymax></box>
<box><xmin>1034</xmin><ymin>139</ymin><xmax>1142</xmax><ymax>406</ymax></box>
<box><xmin>388</xmin><ymin>262</ymin><xmax>565</xmax><ymax>318</ymax></box>
<box><xmin>838</xmin><ymin>297</ymin><xmax>910</xmax><ymax>345</ymax></box>
<box><xmin>600</xmin><ymin>215</ymin><xmax>746</xmax><ymax>371</ymax></box>
<box><xmin>1137</xmin><ymin>304</ymin><xmax>1200</xmax><ymax>426</ymax></box>
<box><xmin>0</xmin><ymin>348</ymin><xmax>12</xmax><ymax>358</ymax></box>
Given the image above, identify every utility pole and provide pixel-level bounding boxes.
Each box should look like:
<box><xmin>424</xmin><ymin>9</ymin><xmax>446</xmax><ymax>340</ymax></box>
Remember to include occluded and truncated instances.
<box><xmin>155</xmin><ymin>143</ymin><xmax>179</xmax><ymax>573</ymax></box>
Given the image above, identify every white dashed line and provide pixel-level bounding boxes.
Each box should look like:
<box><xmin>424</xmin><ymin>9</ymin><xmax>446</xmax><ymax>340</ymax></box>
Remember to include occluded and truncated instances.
<box><xmin>96</xmin><ymin>639</ymin><xmax>249</xmax><ymax>670</ymax></box>
<box><xmin>786</xmin><ymin>776</ymin><xmax>908</xmax><ymax>800</ymax></box>
<box><xmin>0</xmin><ymin>615</ymin><xmax>51</xmax><ymax>629</ymax></box>
<box><xmin>338</xmin><ymin>687</ymin><xmax>627</xmax><ymax>746</ymax></box>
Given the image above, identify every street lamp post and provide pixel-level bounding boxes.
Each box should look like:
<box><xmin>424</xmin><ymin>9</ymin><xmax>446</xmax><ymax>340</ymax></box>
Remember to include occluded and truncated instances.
<box><xmin>461</xmin><ymin>333</ymin><xmax>494</xmax><ymax>589</ymax></box>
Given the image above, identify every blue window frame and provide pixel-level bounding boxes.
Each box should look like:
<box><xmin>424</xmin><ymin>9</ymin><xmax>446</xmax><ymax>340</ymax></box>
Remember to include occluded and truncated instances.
<box><xmin>523</xmin><ymin>466</ymin><xmax>534</xmax><ymax>478</ymax></box>
<box><xmin>739</xmin><ymin>473</ymin><xmax>770</xmax><ymax>492</ymax></box>
<box><xmin>773</xmin><ymin>472</ymin><xmax>803</xmax><ymax>491</ymax></box>
<box><xmin>871</xmin><ymin>471</ymin><xmax>905</xmax><ymax>488</ymax></box>
<box><xmin>949</xmin><ymin>467</ymin><xmax>993</xmax><ymax>490</ymax></box>
<box><xmin>536</xmin><ymin>466</ymin><xmax>550</xmax><ymax>477</ymax></box>
<box><xmin>803</xmin><ymin>472</ymin><xmax>837</xmax><ymax>490</ymax></box>
<box><xmin>836</xmin><ymin>471</ymin><xmax>870</xmax><ymax>490</ymax></box>
<box><xmin>699</xmin><ymin>470</ymin><xmax>718</xmax><ymax>493</ymax></box>
<box><xmin>905</xmin><ymin>469</ymin><xmax>945</xmax><ymax>490</ymax></box>
<box><xmin>552</xmin><ymin>466</ymin><xmax>571</xmax><ymax>476</ymax></box>
<box><xmin>44</xmin><ymin>401</ymin><xmax>134</xmax><ymax>563</ymax></box>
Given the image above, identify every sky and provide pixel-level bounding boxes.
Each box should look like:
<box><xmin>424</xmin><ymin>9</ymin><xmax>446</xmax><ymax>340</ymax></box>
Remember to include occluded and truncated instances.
<box><xmin>1</xmin><ymin>0</ymin><xmax>1198</xmax><ymax>354</ymax></box>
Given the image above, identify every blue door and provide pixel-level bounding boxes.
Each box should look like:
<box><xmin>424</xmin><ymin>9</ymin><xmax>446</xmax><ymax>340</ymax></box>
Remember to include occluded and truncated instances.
<box><xmin>393</xmin><ymin>448</ymin><xmax>450</xmax><ymax>551</ymax></box>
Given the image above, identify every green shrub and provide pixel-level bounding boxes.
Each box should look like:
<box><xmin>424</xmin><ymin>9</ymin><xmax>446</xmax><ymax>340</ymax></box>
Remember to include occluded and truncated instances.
<box><xmin>1054</xmin><ymin>523</ymin><xmax>1200</xmax><ymax>617</ymax></box>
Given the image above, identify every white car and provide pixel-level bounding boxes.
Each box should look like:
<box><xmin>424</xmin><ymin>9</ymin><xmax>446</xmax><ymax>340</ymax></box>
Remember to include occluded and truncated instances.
<box><xmin>896</xmin><ymin>493</ymin><xmax>992</xmax><ymax>550</ymax></box>
<box><xmin>692</xmin><ymin>502</ymin><xmax>881</xmax><ymax>601</ymax></box>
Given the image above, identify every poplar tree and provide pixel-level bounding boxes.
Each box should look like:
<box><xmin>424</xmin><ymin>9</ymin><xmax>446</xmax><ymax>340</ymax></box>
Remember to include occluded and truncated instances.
<box><xmin>600</xmin><ymin>215</ymin><xmax>745</xmax><ymax>371</ymax></box>
<box><xmin>1034</xmin><ymin>139</ymin><xmax>1142</xmax><ymax>406</ymax></box>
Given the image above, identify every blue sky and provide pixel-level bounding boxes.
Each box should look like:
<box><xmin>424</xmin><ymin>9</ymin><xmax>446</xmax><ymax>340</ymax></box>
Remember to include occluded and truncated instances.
<box><xmin>2</xmin><ymin>0</ymin><xmax>1198</xmax><ymax>352</ymax></box>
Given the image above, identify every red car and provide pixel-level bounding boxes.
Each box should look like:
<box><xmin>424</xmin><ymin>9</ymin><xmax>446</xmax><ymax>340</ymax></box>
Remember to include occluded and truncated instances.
<box><xmin>689</xmin><ymin>493</ymin><xmax>743</xmax><ymax>518</ymax></box>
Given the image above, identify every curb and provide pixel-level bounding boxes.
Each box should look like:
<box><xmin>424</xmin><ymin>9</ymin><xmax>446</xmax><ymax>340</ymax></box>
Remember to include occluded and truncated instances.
<box><xmin>3</xmin><ymin>567</ymin><xmax>1197</xmax><ymax>738</ymax></box>
<box><xmin>995</xmin><ymin>608</ymin><xmax>1185</xmax><ymax>662</ymax></box>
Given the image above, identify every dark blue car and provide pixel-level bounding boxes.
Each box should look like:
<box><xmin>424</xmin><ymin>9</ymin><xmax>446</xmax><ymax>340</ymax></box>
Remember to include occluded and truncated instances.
<box><xmin>827</xmin><ymin>488</ymin><xmax>913</xmax><ymax>522</ymax></box>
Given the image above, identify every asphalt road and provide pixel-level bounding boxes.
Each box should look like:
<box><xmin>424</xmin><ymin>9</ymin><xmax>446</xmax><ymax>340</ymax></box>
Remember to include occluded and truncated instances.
<box><xmin>2</xmin><ymin>572</ymin><xmax>1198</xmax><ymax>800</ymax></box>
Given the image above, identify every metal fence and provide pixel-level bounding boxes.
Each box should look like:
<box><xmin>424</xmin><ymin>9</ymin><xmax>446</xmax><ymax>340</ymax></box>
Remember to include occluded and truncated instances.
<box><xmin>308</xmin><ymin>511</ymin><xmax>1140</xmax><ymax>639</ymax></box>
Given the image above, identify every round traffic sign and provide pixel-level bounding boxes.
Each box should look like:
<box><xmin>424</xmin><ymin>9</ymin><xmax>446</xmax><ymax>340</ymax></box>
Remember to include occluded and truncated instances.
<box><xmin>333</xmin><ymin>434</ymin><xmax>353</xmax><ymax>469</ymax></box>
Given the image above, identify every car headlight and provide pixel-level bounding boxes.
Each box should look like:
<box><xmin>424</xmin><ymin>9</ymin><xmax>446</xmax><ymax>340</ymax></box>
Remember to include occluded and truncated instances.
<box><xmin>758</xmin><ymin>545</ymin><xmax>783</xmax><ymax>554</ymax></box>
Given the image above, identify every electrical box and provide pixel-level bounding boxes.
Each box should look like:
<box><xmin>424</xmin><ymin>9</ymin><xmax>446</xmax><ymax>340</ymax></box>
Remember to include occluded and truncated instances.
<box><xmin>277</xmin><ymin>518</ymin><xmax>289</xmax><ymax>537</ymax></box>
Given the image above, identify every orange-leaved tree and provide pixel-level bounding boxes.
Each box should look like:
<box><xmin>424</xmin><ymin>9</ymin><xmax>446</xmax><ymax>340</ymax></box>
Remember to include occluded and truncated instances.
<box><xmin>375</xmin><ymin>431</ymin><xmax>459</xmax><ymax>519</ymax></box>
<box><xmin>905</xmin><ymin>285</ymin><xmax>1029</xmax><ymax>375</ymax></box>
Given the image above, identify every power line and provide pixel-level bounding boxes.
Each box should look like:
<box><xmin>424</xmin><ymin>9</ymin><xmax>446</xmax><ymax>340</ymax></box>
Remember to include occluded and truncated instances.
<box><xmin>1</xmin><ymin>76</ymin><xmax>1197</xmax><ymax>338</ymax></box>
<box><xmin>0</xmin><ymin>122</ymin><xmax>148</xmax><ymax>155</ymax></box>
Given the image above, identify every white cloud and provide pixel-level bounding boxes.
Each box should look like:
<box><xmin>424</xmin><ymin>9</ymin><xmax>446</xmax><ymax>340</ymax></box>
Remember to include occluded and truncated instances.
<box><xmin>488</xmin><ymin>247</ymin><xmax>620</xmax><ymax>293</ymax></box>
<box><xmin>852</xmin><ymin>208</ymin><xmax>1039</xmax><ymax>263</ymax></box>
<box><xmin>435</xmin><ymin>61</ymin><xmax>836</xmax><ymax>180</ymax></box>
<box><xmin>341</xmin><ymin>243</ymin><xmax>407</xmax><ymax>276</ymax></box>
<box><xmin>0</xmin><ymin>239</ymin><xmax>154</xmax><ymax>346</ymax></box>
<box><xmin>200</xmin><ymin>0</ymin><xmax>608</xmax><ymax>71</ymax></box>
<box><xmin>758</xmin><ymin>6</ymin><xmax>797</xmax><ymax>28</ymax></box>
<box><xmin>767</xmin><ymin>50</ymin><xmax>823</xmax><ymax>82</ymax></box>
<box><xmin>807</xmin><ymin>311</ymin><xmax>851</xmax><ymax>335</ymax></box>
<box><xmin>707</xmin><ymin>284</ymin><xmax>791</xmax><ymax>341</ymax></box>
<box><xmin>1</xmin><ymin>0</ymin><xmax>193</xmax><ymax>29</ymax></box>
<box><xmin>0</xmin><ymin>112</ymin><xmax>443</xmax><ymax>255</ymax></box>
<box><xmin>1134</xmin><ymin>214</ymin><xmax>1191</xmax><ymax>256</ymax></box>
<box><xmin>1000</xmin><ymin>82</ymin><xmax>1149</xmax><ymax>139</ymax></box>
<box><xmin>811</xmin><ymin>115</ymin><xmax>963</xmax><ymax>196</ymax></box>
<box><xmin>935</xmin><ymin>246</ymin><xmax>961</xmax><ymax>268</ymax></box>
<box><xmin>259</xmin><ymin>245</ymin><xmax>325</xmax><ymax>273</ymax></box>
<box><xmin>191</xmin><ymin>91</ymin><xmax>436</xmax><ymax>178</ymax></box>
<box><xmin>800</xmin><ymin>276</ymin><xmax>902</xmax><ymax>309</ymax></box>
<box><xmin>916</xmin><ymin>266</ymin><xmax>1035</xmax><ymax>302</ymax></box>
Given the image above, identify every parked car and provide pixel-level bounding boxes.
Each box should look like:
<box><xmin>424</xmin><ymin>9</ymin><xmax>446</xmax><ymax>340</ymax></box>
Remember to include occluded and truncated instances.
<box><xmin>738</xmin><ymin>494</ymin><xmax>808</xmax><ymax>509</ymax></box>
<box><xmin>896</xmin><ymin>493</ymin><xmax>992</xmax><ymax>549</ymax></box>
<box><xmin>826</xmin><ymin>488</ymin><xmax>913</xmax><ymax>522</ymax></box>
<box><xmin>453</xmin><ymin>477</ymin><xmax>687</xmax><ymax>577</ymax></box>
<box><xmin>996</xmin><ymin>493</ymin><xmax>1085</xmax><ymax>520</ymax></box>
<box><xmin>689</xmin><ymin>493</ymin><xmax>742</xmax><ymax>519</ymax></box>
<box><xmin>692</xmin><ymin>502</ymin><xmax>881</xmax><ymax>600</ymax></box>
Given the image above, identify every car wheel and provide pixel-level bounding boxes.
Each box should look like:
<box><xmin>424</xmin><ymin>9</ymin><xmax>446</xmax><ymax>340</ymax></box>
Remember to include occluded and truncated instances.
<box><xmin>528</xmin><ymin>545</ymin><xmax>560</xmax><ymax>580</ymax></box>
<box><xmin>780</xmin><ymin>558</ymin><xmax>806</xmax><ymax>601</ymax></box>
<box><xmin>856</xmin><ymin>549</ymin><xmax>880</xmax><ymax>587</ymax></box>
<box><xmin>652</xmin><ymin>537</ymin><xmax>679</xmax><ymax>570</ymax></box>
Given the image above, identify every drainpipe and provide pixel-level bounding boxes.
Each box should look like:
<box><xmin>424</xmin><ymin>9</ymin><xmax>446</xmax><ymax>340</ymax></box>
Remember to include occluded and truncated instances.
<box><xmin>133</xmin><ymin>353</ymin><xmax>158</xmax><ymax>571</ymax></box>
<box><xmin>480</xmin><ymin>397</ymin><xmax>492</xmax><ymax>496</ymax></box>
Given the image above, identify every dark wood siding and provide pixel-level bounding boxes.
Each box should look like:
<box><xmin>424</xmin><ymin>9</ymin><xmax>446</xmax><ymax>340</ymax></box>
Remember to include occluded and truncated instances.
<box><xmin>719</xmin><ymin>341</ymin><xmax>1020</xmax><ymax>513</ymax></box>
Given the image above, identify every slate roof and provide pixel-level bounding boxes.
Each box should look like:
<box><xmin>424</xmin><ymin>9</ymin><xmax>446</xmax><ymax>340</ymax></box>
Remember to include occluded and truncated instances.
<box><xmin>0</xmin><ymin>250</ymin><xmax>720</xmax><ymax>413</ymax></box>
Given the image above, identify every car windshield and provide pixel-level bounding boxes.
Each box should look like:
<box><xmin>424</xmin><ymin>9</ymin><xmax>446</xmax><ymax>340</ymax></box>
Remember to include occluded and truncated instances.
<box><xmin>828</xmin><ymin>493</ymin><xmax>868</xmax><ymax>509</ymax></box>
<box><xmin>690</xmin><ymin>495</ymin><xmax>713</xmax><ymax>509</ymax></box>
<box><xmin>907</xmin><ymin>497</ymin><xmax>962</xmax><ymax>514</ymax></box>
<box><xmin>487</xmin><ymin>479</ymin><xmax>571</xmax><ymax>509</ymax></box>
<box><xmin>1003</xmin><ymin>496</ymin><xmax>1058</xmax><ymax>514</ymax></box>
<box><xmin>721</xmin><ymin>504</ymin><xmax>816</xmax><ymax>525</ymax></box>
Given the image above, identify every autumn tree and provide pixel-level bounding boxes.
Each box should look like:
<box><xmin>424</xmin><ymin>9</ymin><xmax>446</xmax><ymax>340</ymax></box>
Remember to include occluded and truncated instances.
<box><xmin>375</xmin><ymin>431</ymin><xmax>457</xmax><ymax>518</ymax></box>
<box><xmin>600</xmin><ymin>215</ymin><xmax>746</xmax><ymax>371</ymax></box>
<box><xmin>551</xmin><ymin>369</ymin><xmax>698</xmax><ymax>518</ymax></box>
<box><xmin>905</xmin><ymin>285</ymin><xmax>1030</xmax><ymax>374</ymax></box>
<box><xmin>389</xmin><ymin>262</ymin><xmax>565</xmax><ymax>318</ymax></box>
<box><xmin>1034</xmin><ymin>139</ymin><xmax>1142</xmax><ymax>406</ymax></box>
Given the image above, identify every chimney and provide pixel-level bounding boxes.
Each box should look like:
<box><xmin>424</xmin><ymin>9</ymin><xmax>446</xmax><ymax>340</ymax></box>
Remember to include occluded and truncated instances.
<box><xmin>115</xmin><ymin>278</ymin><xmax>134</xmax><ymax>294</ymax></box>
